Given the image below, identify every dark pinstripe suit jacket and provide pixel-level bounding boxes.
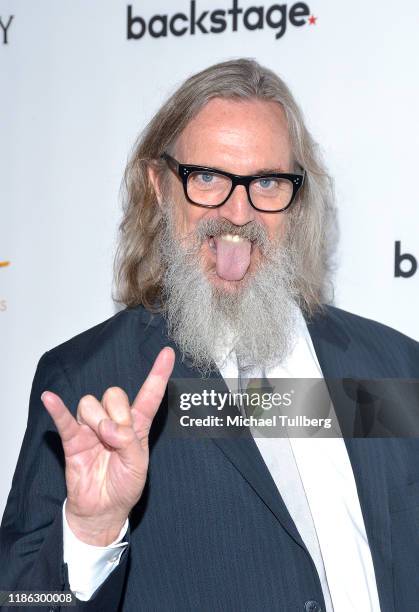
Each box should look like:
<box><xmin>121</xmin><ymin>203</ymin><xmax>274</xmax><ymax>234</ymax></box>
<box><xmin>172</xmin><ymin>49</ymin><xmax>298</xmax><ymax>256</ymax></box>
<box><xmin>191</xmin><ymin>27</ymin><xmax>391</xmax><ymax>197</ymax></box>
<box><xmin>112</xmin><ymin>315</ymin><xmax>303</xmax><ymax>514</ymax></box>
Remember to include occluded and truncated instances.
<box><xmin>1</xmin><ymin>305</ymin><xmax>419</xmax><ymax>612</ymax></box>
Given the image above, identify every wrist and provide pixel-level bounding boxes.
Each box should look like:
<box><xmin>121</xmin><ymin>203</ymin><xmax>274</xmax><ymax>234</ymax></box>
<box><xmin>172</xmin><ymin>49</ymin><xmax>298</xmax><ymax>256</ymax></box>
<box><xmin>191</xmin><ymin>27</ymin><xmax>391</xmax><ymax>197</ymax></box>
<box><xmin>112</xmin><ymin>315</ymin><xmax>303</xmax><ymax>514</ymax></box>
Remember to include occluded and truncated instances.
<box><xmin>65</xmin><ymin>505</ymin><xmax>128</xmax><ymax>546</ymax></box>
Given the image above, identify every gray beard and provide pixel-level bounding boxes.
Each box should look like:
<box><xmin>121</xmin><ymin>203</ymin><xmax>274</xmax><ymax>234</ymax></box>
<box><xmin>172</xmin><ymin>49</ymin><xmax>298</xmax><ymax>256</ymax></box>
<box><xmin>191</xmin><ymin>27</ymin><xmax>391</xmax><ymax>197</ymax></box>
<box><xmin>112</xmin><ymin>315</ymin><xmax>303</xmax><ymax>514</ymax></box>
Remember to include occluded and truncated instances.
<box><xmin>160</xmin><ymin>208</ymin><xmax>299</xmax><ymax>376</ymax></box>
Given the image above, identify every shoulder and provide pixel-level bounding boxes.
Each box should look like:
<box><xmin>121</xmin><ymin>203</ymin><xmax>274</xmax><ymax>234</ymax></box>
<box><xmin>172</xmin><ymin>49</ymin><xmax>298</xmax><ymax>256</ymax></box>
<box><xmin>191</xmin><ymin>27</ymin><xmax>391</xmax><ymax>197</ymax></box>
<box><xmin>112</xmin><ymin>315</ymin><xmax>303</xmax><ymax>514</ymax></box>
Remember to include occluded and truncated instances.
<box><xmin>318</xmin><ymin>304</ymin><xmax>419</xmax><ymax>375</ymax></box>
<box><xmin>30</xmin><ymin>306</ymin><xmax>169</xmax><ymax>408</ymax></box>
<box><xmin>42</xmin><ymin>305</ymin><xmax>165</xmax><ymax>374</ymax></box>
<box><xmin>325</xmin><ymin>305</ymin><xmax>417</xmax><ymax>345</ymax></box>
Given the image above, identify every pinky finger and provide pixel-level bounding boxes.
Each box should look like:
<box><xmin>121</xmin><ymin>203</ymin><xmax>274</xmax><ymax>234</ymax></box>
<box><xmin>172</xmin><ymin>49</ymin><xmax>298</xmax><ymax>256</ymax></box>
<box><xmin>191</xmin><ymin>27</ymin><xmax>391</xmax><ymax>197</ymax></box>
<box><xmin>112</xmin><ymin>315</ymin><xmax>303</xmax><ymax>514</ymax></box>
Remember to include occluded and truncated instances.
<box><xmin>41</xmin><ymin>391</ymin><xmax>80</xmax><ymax>443</ymax></box>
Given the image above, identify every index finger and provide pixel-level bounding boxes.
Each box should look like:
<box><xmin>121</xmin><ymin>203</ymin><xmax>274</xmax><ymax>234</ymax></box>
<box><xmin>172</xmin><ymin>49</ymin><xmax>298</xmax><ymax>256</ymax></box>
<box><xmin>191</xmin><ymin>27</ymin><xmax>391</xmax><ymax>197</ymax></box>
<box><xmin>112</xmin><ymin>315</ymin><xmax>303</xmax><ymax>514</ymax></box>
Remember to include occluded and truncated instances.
<box><xmin>132</xmin><ymin>347</ymin><xmax>175</xmax><ymax>425</ymax></box>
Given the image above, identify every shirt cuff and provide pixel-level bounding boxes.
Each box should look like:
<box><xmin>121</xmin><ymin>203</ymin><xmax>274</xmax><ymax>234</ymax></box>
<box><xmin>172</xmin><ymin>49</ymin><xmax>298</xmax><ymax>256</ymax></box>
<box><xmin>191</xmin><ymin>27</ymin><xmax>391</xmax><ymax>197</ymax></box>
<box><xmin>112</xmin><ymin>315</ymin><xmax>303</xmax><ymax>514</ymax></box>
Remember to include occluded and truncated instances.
<box><xmin>62</xmin><ymin>499</ymin><xmax>129</xmax><ymax>601</ymax></box>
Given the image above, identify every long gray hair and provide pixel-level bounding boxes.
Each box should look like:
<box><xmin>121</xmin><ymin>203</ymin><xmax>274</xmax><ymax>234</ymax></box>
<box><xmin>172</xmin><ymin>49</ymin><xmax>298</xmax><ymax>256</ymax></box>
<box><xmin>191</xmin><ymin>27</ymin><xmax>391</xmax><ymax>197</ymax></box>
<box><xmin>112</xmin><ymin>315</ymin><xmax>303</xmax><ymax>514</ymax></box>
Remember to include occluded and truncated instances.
<box><xmin>114</xmin><ymin>58</ymin><xmax>337</xmax><ymax>314</ymax></box>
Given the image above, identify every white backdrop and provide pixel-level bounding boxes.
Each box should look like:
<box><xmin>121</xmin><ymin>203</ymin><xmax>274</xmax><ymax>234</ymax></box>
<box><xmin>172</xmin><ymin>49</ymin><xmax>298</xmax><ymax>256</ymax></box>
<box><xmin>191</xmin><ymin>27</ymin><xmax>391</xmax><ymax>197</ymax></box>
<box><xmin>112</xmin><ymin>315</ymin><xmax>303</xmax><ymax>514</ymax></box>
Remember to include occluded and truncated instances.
<box><xmin>1</xmin><ymin>0</ymin><xmax>418</xmax><ymax>516</ymax></box>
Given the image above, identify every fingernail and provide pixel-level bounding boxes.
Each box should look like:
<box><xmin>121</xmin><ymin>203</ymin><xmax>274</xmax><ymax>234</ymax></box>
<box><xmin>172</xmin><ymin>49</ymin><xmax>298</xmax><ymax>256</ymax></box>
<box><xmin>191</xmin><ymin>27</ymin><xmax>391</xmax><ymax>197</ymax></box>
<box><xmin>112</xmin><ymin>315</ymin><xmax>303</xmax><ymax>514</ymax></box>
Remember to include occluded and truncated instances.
<box><xmin>102</xmin><ymin>419</ymin><xmax>117</xmax><ymax>432</ymax></box>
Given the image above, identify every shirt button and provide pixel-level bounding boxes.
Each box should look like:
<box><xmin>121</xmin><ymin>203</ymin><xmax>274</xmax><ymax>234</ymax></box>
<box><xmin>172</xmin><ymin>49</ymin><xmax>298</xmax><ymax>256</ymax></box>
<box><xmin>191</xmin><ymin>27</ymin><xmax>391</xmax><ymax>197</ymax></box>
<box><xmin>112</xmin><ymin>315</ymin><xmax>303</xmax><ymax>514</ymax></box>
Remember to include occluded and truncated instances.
<box><xmin>304</xmin><ymin>601</ymin><xmax>322</xmax><ymax>612</ymax></box>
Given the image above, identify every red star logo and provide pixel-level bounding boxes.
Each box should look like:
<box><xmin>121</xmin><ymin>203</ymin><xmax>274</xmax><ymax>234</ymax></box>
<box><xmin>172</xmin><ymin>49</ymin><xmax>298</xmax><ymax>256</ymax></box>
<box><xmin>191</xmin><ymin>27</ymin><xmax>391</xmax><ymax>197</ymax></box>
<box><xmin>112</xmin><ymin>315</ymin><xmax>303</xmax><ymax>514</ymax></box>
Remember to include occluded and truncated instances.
<box><xmin>308</xmin><ymin>15</ymin><xmax>317</xmax><ymax>25</ymax></box>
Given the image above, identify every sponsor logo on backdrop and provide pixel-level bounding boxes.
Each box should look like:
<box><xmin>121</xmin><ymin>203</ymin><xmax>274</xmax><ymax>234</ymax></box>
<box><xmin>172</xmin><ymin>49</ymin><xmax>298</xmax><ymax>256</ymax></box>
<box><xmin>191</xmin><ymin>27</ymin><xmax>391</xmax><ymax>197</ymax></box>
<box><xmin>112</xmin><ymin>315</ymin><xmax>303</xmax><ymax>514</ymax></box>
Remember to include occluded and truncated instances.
<box><xmin>127</xmin><ymin>1</ymin><xmax>317</xmax><ymax>41</ymax></box>
<box><xmin>394</xmin><ymin>241</ymin><xmax>417</xmax><ymax>278</ymax></box>
<box><xmin>0</xmin><ymin>260</ymin><xmax>10</xmax><ymax>312</ymax></box>
<box><xmin>0</xmin><ymin>15</ymin><xmax>14</xmax><ymax>45</ymax></box>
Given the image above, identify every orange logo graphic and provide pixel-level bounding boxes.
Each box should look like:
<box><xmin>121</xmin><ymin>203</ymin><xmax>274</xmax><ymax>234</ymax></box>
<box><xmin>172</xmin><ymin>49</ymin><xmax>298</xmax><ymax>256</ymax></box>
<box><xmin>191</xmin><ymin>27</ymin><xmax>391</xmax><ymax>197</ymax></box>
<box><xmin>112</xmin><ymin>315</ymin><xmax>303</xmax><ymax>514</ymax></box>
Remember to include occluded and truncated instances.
<box><xmin>0</xmin><ymin>261</ymin><xmax>10</xmax><ymax>268</ymax></box>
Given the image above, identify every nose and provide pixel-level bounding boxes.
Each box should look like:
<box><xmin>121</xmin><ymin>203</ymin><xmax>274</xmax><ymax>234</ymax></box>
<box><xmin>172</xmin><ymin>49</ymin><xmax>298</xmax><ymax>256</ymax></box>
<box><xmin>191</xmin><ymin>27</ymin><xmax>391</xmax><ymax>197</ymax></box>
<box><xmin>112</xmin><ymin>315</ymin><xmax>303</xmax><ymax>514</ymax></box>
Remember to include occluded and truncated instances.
<box><xmin>218</xmin><ymin>184</ymin><xmax>256</xmax><ymax>226</ymax></box>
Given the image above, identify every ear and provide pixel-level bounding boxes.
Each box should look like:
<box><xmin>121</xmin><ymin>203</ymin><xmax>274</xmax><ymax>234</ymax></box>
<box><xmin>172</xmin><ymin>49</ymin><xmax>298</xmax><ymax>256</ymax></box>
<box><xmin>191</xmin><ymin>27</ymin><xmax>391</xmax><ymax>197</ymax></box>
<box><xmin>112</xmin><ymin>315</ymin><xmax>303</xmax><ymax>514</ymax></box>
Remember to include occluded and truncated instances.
<box><xmin>147</xmin><ymin>162</ymin><xmax>164</xmax><ymax>209</ymax></box>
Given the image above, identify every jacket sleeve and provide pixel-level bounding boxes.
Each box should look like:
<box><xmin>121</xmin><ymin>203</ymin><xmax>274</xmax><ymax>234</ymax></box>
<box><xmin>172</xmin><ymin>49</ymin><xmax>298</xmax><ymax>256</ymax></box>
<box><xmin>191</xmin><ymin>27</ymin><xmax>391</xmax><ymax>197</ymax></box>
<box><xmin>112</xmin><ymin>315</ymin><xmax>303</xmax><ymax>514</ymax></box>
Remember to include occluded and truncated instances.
<box><xmin>0</xmin><ymin>351</ymin><xmax>129</xmax><ymax>611</ymax></box>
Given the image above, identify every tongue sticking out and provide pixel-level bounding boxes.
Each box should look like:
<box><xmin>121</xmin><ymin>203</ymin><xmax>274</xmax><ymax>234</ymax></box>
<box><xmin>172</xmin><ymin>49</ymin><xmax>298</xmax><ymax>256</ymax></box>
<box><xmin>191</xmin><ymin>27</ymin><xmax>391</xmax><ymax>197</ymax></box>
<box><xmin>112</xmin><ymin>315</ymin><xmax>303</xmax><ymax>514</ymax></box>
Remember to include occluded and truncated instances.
<box><xmin>213</xmin><ymin>236</ymin><xmax>252</xmax><ymax>281</ymax></box>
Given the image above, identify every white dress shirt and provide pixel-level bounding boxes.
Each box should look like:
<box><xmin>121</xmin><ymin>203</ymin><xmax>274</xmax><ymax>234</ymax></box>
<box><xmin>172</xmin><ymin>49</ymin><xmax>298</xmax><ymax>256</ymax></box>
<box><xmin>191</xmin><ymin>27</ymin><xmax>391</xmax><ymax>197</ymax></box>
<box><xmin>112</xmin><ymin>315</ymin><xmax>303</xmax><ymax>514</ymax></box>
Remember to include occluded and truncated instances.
<box><xmin>63</xmin><ymin>309</ymin><xmax>382</xmax><ymax>610</ymax></box>
<box><xmin>62</xmin><ymin>500</ymin><xmax>128</xmax><ymax>600</ymax></box>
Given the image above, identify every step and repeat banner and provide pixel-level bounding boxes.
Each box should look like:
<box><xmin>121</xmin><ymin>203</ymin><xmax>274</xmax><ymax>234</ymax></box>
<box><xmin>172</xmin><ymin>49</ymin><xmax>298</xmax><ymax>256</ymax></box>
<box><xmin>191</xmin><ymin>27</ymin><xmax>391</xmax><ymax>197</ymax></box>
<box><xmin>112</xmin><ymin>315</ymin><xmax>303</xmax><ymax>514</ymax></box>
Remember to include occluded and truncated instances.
<box><xmin>0</xmin><ymin>0</ymin><xmax>418</xmax><ymax>515</ymax></box>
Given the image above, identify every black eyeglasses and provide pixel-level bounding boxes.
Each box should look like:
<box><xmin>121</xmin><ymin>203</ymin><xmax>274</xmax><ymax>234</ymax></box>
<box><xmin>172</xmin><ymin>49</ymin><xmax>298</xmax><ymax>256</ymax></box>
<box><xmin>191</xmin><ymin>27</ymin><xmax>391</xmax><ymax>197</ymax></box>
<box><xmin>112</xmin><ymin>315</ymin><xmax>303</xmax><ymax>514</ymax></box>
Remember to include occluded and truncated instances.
<box><xmin>161</xmin><ymin>152</ymin><xmax>305</xmax><ymax>213</ymax></box>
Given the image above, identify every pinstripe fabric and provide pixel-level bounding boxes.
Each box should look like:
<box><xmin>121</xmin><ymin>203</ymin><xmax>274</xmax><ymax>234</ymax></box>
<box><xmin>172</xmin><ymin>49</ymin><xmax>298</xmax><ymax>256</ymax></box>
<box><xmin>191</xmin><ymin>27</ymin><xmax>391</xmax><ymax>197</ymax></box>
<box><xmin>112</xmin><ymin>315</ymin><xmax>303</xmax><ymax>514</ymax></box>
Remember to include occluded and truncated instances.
<box><xmin>1</xmin><ymin>304</ymin><xmax>418</xmax><ymax>611</ymax></box>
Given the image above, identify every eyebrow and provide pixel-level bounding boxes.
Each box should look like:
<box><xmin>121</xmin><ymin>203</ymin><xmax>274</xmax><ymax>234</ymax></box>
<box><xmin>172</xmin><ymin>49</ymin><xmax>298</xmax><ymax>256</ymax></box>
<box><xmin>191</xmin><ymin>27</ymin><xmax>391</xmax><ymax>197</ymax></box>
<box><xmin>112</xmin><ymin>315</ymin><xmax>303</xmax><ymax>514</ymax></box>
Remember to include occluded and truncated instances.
<box><xmin>252</xmin><ymin>166</ymin><xmax>285</xmax><ymax>174</ymax></box>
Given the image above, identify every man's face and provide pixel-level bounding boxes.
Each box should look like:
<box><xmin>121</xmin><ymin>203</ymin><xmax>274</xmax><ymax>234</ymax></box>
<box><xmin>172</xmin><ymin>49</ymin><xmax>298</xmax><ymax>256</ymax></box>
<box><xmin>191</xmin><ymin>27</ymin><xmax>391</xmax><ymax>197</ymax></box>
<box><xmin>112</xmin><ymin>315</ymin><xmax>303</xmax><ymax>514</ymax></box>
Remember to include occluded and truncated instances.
<box><xmin>151</xmin><ymin>97</ymin><xmax>299</xmax><ymax>372</ymax></box>
<box><xmin>156</xmin><ymin>98</ymin><xmax>294</xmax><ymax>293</ymax></box>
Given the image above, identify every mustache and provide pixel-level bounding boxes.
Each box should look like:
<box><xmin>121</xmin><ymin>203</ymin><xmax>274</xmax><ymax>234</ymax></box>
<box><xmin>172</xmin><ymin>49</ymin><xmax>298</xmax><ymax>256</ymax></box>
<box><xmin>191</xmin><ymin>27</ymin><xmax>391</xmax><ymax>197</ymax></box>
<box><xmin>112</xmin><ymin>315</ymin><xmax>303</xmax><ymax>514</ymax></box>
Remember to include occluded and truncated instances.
<box><xmin>195</xmin><ymin>218</ymin><xmax>269</xmax><ymax>249</ymax></box>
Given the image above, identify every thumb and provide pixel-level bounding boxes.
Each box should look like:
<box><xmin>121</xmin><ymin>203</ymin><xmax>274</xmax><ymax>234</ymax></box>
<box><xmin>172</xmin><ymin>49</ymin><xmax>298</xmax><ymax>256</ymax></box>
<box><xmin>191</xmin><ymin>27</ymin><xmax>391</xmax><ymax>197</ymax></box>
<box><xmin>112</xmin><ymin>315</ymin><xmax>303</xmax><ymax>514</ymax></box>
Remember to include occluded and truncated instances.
<box><xmin>98</xmin><ymin>418</ymin><xmax>143</xmax><ymax>464</ymax></box>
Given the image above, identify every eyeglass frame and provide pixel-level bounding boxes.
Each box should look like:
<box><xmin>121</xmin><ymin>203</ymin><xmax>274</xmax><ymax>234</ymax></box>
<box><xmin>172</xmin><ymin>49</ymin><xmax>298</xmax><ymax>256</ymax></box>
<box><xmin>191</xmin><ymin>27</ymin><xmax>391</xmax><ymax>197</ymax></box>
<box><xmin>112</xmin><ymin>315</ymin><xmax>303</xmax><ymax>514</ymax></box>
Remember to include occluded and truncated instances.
<box><xmin>160</xmin><ymin>152</ymin><xmax>305</xmax><ymax>213</ymax></box>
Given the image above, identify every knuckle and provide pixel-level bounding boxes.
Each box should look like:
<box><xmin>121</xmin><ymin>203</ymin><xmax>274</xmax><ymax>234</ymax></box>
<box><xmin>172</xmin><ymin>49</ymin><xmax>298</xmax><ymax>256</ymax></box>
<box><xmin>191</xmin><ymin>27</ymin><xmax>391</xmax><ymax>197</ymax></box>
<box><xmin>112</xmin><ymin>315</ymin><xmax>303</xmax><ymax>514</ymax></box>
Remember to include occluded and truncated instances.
<box><xmin>77</xmin><ymin>394</ymin><xmax>96</xmax><ymax>416</ymax></box>
<box><xmin>102</xmin><ymin>386</ymin><xmax>128</xmax><ymax>404</ymax></box>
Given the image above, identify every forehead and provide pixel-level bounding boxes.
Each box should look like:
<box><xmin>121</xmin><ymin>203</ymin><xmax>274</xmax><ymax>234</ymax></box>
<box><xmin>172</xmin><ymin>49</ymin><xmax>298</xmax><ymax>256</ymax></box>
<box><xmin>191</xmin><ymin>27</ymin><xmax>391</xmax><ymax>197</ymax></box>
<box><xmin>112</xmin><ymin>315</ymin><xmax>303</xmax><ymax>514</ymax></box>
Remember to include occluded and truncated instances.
<box><xmin>174</xmin><ymin>97</ymin><xmax>293</xmax><ymax>172</ymax></box>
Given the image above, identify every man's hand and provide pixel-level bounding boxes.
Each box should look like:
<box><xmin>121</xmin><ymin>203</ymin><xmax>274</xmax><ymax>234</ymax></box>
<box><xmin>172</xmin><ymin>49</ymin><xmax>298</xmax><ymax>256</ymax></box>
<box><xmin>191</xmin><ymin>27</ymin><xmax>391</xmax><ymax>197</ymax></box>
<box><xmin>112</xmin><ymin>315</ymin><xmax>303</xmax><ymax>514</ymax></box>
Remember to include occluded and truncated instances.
<box><xmin>41</xmin><ymin>347</ymin><xmax>175</xmax><ymax>546</ymax></box>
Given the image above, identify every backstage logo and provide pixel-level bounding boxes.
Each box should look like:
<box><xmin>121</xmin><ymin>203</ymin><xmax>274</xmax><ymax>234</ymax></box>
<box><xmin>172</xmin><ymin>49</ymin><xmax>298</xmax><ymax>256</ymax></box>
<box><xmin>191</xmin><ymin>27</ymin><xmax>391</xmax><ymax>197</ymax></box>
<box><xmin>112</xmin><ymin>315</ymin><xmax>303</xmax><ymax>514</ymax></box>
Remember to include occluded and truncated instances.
<box><xmin>127</xmin><ymin>1</ymin><xmax>317</xmax><ymax>42</ymax></box>
<box><xmin>0</xmin><ymin>15</ymin><xmax>14</xmax><ymax>45</ymax></box>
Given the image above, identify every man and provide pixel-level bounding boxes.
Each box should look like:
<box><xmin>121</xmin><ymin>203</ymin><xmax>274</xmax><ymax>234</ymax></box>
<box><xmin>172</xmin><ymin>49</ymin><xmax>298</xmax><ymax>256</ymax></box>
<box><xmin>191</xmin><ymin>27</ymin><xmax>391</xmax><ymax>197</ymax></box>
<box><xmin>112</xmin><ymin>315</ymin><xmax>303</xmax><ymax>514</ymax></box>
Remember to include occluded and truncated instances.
<box><xmin>1</xmin><ymin>58</ymin><xmax>418</xmax><ymax>612</ymax></box>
